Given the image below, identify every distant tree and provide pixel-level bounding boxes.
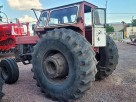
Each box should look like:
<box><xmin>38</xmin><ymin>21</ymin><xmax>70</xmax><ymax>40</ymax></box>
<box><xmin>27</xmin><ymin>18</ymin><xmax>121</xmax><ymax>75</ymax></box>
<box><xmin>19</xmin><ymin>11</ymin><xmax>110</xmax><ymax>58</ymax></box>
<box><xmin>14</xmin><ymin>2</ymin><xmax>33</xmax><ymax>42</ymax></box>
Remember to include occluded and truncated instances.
<box><xmin>106</xmin><ymin>25</ymin><xmax>114</xmax><ymax>32</ymax></box>
<box><xmin>121</xmin><ymin>21</ymin><xmax>126</xmax><ymax>26</ymax></box>
<box><xmin>132</xmin><ymin>19</ymin><xmax>136</xmax><ymax>26</ymax></box>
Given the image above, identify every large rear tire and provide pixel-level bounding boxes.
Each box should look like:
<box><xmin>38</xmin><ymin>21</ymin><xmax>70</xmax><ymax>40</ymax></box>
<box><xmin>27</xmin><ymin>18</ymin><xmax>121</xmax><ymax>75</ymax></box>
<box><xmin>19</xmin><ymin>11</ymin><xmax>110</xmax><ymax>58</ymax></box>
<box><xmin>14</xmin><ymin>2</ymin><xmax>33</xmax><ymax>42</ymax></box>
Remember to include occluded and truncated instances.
<box><xmin>95</xmin><ymin>35</ymin><xmax>119</xmax><ymax>80</ymax></box>
<box><xmin>0</xmin><ymin>58</ymin><xmax>19</xmax><ymax>84</ymax></box>
<box><xmin>32</xmin><ymin>28</ymin><xmax>97</xmax><ymax>101</ymax></box>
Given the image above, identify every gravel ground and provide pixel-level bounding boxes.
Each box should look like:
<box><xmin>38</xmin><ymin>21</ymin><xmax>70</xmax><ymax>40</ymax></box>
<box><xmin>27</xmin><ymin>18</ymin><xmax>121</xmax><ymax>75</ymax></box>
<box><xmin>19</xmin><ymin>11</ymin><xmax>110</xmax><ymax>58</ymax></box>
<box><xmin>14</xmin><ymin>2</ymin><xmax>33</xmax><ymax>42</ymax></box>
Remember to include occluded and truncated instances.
<box><xmin>1</xmin><ymin>42</ymin><xmax>136</xmax><ymax>102</ymax></box>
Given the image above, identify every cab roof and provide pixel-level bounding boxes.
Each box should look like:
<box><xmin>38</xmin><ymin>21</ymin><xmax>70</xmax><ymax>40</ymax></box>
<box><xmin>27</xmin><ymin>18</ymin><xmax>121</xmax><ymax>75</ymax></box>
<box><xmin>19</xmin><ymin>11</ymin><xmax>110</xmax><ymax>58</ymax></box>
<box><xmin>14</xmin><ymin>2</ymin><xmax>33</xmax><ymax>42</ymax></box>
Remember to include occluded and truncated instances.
<box><xmin>42</xmin><ymin>1</ymin><xmax>97</xmax><ymax>11</ymax></box>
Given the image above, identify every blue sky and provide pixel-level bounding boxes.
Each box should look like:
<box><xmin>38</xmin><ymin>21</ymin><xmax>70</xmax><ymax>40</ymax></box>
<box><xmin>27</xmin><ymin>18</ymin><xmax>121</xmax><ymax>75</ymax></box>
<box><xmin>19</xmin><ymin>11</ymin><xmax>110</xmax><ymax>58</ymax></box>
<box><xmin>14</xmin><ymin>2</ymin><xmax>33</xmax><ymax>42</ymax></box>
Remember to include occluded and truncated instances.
<box><xmin>1</xmin><ymin>0</ymin><xmax>136</xmax><ymax>23</ymax></box>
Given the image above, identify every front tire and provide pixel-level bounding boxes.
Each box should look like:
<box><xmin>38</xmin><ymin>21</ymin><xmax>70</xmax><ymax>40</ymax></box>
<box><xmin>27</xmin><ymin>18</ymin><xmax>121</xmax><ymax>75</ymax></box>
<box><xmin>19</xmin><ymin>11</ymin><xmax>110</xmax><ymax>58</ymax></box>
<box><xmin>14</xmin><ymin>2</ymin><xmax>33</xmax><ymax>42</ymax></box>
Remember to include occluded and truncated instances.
<box><xmin>95</xmin><ymin>35</ymin><xmax>119</xmax><ymax>80</ymax></box>
<box><xmin>32</xmin><ymin>28</ymin><xmax>97</xmax><ymax>101</ymax></box>
<box><xmin>0</xmin><ymin>58</ymin><xmax>19</xmax><ymax>84</ymax></box>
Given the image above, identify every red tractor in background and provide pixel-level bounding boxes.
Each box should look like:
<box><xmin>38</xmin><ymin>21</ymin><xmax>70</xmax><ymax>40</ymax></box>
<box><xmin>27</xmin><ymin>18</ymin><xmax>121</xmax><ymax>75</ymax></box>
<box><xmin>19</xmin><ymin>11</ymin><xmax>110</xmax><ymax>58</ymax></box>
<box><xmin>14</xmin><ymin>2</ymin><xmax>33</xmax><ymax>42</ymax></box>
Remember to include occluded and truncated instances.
<box><xmin>0</xmin><ymin>7</ymin><xmax>30</xmax><ymax>54</ymax></box>
<box><xmin>0</xmin><ymin>1</ymin><xmax>119</xmax><ymax>102</ymax></box>
<box><xmin>0</xmin><ymin>20</ymin><xmax>30</xmax><ymax>54</ymax></box>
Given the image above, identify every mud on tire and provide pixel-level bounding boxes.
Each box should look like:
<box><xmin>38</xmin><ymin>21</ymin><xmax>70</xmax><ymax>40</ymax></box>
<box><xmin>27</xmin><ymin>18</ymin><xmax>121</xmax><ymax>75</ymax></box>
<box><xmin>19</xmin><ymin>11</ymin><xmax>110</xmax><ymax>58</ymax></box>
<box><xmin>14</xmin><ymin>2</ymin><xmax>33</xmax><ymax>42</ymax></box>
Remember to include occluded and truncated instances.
<box><xmin>32</xmin><ymin>28</ymin><xmax>97</xmax><ymax>101</ymax></box>
<box><xmin>95</xmin><ymin>35</ymin><xmax>119</xmax><ymax>80</ymax></box>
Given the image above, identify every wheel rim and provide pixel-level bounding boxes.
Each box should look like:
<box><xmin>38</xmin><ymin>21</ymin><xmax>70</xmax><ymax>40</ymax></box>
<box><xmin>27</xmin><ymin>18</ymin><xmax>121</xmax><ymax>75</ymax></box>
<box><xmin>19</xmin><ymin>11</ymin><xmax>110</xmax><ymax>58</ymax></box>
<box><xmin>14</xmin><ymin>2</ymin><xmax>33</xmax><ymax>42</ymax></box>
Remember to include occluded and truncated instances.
<box><xmin>43</xmin><ymin>50</ymin><xmax>68</xmax><ymax>83</ymax></box>
<box><xmin>1</xmin><ymin>67</ymin><xmax>8</xmax><ymax>80</ymax></box>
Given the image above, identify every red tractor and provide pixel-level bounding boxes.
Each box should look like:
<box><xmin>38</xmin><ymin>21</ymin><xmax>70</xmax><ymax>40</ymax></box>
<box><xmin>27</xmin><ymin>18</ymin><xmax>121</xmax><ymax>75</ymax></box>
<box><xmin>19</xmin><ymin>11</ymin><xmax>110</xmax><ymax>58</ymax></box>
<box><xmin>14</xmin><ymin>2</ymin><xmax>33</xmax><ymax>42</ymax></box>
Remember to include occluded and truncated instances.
<box><xmin>0</xmin><ymin>7</ymin><xmax>30</xmax><ymax>54</ymax></box>
<box><xmin>0</xmin><ymin>1</ymin><xmax>119</xmax><ymax>101</ymax></box>
<box><xmin>0</xmin><ymin>20</ymin><xmax>30</xmax><ymax>54</ymax></box>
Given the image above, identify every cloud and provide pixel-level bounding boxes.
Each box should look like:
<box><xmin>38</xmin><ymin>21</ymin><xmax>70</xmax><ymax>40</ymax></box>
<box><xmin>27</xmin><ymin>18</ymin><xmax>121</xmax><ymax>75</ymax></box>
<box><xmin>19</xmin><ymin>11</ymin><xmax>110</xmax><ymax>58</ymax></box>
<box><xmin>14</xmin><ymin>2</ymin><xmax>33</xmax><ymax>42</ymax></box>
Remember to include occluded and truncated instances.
<box><xmin>19</xmin><ymin>15</ymin><xmax>37</xmax><ymax>22</ymax></box>
<box><xmin>7</xmin><ymin>0</ymin><xmax>42</xmax><ymax>10</ymax></box>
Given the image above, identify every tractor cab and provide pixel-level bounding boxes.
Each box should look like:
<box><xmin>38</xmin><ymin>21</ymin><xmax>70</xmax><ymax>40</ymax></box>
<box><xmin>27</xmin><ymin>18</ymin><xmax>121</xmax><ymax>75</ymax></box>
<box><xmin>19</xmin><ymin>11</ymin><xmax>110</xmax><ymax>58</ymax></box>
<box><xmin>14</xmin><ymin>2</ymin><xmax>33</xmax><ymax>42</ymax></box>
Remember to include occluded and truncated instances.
<box><xmin>33</xmin><ymin>1</ymin><xmax>106</xmax><ymax>47</ymax></box>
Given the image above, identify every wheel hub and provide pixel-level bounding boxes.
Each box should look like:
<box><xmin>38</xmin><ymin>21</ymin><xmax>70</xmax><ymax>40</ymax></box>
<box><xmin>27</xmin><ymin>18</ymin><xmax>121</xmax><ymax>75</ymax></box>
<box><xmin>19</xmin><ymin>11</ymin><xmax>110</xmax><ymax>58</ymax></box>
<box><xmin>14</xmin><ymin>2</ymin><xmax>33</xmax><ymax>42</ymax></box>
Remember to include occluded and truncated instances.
<box><xmin>44</xmin><ymin>53</ymin><xmax>68</xmax><ymax>79</ymax></box>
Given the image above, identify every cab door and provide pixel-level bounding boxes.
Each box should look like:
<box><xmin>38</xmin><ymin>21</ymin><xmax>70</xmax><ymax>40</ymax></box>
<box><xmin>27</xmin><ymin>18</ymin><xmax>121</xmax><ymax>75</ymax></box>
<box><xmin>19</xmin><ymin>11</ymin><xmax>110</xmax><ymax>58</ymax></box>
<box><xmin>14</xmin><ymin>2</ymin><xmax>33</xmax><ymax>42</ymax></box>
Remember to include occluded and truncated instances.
<box><xmin>92</xmin><ymin>8</ymin><xmax>106</xmax><ymax>47</ymax></box>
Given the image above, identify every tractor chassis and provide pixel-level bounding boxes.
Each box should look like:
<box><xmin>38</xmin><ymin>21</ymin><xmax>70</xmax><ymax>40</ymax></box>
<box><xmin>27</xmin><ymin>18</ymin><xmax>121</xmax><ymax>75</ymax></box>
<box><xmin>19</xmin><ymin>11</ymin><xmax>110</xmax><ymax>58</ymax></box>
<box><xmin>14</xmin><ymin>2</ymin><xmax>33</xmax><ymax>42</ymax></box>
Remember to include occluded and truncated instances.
<box><xmin>15</xmin><ymin>35</ymin><xmax>39</xmax><ymax>64</ymax></box>
<box><xmin>14</xmin><ymin>35</ymin><xmax>100</xmax><ymax>65</ymax></box>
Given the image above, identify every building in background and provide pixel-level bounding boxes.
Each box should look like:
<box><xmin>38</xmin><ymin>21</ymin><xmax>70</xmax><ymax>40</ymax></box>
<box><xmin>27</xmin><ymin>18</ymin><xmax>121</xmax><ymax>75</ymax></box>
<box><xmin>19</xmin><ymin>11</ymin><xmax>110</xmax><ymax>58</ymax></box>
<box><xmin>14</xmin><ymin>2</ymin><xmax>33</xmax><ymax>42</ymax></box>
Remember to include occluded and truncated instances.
<box><xmin>109</xmin><ymin>22</ymin><xmax>124</xmax><ymax>32</ymax></box>
<box><xmin>108</xmin><ymin>22</ymin><xmax>126</xmax><ymax>40</ymax></box>
<box><xmin>126</xmin><ymin>27</ymin><xmax>136</xmax><ymax>37</ymax></box>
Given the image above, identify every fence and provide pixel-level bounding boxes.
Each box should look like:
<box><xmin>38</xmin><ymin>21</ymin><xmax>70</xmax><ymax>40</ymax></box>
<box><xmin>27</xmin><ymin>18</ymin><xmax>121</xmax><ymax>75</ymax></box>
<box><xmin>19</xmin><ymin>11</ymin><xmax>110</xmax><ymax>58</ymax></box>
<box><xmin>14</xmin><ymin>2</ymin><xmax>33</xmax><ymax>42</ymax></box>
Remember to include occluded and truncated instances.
<box><xmin>108</xmin><ymin>32</ymin><xmax>124</xmax><ymax>41</ymax></box>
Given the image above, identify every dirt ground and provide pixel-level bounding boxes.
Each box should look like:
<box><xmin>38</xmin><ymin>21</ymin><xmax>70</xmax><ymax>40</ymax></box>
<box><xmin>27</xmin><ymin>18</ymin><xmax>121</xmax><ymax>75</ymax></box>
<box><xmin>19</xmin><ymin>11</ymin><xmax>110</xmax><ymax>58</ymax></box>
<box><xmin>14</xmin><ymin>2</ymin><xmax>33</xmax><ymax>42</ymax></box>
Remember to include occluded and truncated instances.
<box><xmin>1</xmin><ymin>42</ymin><xmax>136</xmax><ymax>102</ymax></box>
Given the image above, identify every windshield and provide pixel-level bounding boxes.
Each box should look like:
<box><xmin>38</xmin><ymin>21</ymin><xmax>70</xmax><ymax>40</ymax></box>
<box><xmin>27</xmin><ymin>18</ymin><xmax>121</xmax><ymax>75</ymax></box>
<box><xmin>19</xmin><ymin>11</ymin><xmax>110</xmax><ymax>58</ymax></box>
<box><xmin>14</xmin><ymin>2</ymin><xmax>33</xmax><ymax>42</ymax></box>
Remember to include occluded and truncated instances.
<box><xmin>93</xmin><ymin>9</ymin><xmax>106</xmax><ymax>25</ymax></box>
<box><xmin>38</xmin><ymin>11</ymin><xmax>47</xmax><ymax>26</ymax></box>
<box><xmin>49</xmin><ymin>6</ymin><xmax>78</xmax><ymax>25</ymax></box>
